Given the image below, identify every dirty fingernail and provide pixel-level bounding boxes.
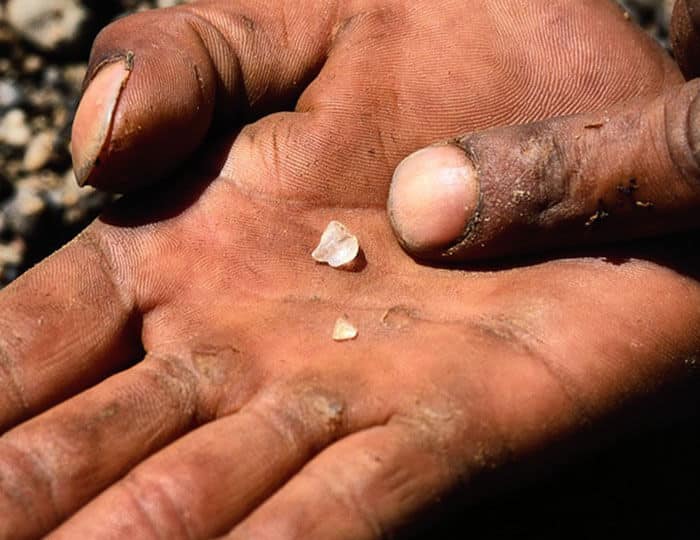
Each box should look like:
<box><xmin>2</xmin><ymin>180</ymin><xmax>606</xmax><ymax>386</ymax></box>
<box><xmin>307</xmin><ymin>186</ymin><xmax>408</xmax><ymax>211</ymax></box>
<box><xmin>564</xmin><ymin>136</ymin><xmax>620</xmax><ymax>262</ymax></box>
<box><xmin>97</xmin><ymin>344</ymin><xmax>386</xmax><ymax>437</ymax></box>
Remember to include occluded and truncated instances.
<box><xmin>71</xmin><ymin>59</ymin><xmax>132</xmax><ymax>187</ymax></box>
<box><xmin>389</xmin><ymin>144</ymin><xmax>479</xmax><ymax>252</ymax></box>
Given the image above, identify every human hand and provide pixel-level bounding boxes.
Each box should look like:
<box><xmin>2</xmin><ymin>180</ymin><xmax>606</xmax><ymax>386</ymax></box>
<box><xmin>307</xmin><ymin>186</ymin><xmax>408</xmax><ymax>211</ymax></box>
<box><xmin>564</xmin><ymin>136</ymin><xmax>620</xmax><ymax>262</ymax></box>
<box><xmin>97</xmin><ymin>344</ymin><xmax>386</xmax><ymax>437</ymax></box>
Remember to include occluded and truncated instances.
<box><xmin>389</xmin><ymin>0</ymin><xmax>700</xmax><ymax>261</ymax></box>
<box><xmin>0</xmin><ymin>1</ymin><xmax>698</xmax><ymax>538</ymax></box>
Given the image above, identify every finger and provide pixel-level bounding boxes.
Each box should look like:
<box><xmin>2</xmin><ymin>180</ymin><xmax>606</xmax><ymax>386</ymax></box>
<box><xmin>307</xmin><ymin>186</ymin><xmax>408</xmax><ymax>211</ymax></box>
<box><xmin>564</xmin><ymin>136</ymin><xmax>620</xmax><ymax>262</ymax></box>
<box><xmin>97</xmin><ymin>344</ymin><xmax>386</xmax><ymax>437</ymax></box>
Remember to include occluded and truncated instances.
<box><xmin>0</xmin><ymin>222</ymin><xmax>140</xmax><ymax>431</ymax></box>
<box><xmin>50</xmin><ymin>379</ymin><xmax>383</xmax><ymax>540</ymax></box>
<box><xmin>225</xmin><ymin>423</ymin><xmax>453</xmax><ymax>540</ymax></box>
<box><xmin>0</xmin><ymin>353</ymin><xmax>213</xmax><ymax>540</ymax></box>
<box><xmin>71</xmin><ymin>1</ymin><xmax>337</xmax><ymax>192</ymax></box>
<box><xmin>388</xmin><ymin>80</ymin><xmax>700</xmax><ymax>261</ymax></box>
<box><xmin>671</xmin><ymin>0</ymin><xmax>700</xmax><ymax>79</ymax></box>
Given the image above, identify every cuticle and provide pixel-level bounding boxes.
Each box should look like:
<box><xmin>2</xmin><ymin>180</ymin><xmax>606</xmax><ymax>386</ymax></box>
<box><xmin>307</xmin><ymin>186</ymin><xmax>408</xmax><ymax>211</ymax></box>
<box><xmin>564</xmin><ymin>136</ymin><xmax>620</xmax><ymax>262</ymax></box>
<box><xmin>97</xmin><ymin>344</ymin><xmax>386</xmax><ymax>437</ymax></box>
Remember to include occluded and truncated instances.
<box><xmin>441</xmin><ymin>140</ymin><xmax>484</xmax><ymax>258</ymax></box>
<box><xmin>81</xmin><ymin>51</ymin><xmax>135</xmax><ymax>95</ymax></box>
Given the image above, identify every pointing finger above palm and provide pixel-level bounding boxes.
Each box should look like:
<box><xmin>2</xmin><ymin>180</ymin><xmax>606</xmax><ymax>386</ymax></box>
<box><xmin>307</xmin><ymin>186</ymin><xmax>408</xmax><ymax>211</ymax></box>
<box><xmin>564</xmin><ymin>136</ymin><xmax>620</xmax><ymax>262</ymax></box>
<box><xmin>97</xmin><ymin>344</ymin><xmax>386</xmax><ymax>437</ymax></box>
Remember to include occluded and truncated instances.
<box><xmin>389</xmin><ymin>0</ymin><xmax>700</xmax><ymax>261</ymax></box>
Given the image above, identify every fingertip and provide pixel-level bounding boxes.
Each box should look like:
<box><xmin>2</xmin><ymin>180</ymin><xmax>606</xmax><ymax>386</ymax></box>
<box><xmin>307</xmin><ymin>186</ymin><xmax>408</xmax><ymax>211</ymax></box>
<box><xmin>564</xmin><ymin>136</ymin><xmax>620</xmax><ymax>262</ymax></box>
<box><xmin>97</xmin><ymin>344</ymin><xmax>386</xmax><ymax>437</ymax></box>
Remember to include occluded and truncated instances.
<box><xmin>388</xmin><ymin>144</ymin><xmax>480</xmax><ymax>255</ymax></box>
<box><xmin>71</xmin><ymin>57</ymin><xmax>133</xmax><ymax>188</ymax></box>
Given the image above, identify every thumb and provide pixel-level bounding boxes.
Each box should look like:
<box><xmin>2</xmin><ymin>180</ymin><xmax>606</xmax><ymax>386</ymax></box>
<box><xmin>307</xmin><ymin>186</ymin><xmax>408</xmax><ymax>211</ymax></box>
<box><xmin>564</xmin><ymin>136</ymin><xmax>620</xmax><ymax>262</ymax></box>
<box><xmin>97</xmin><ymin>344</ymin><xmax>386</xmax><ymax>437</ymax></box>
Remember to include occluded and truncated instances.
<box><xmin>71</xmin><ymin>2</ymin><xmax>334</xmax><ymax>192</ymax></box>
<box><xmin>388</xmin><ymin>79</ymin><xmax>700</xmax><ymax>260</ymax></box>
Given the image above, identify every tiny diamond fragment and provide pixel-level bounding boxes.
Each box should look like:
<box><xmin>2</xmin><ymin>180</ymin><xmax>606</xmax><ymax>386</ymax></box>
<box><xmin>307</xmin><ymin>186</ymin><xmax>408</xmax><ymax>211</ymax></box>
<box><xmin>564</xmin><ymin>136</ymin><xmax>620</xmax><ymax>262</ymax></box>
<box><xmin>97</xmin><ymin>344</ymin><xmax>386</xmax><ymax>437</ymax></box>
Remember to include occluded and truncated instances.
<box><xmin>312</xmin><ymin>221</ymin><xmax>360</xmax><ymax>268</ymax></box>
<box><xmin>333</xmin><ymin>317</ymin><xmax>358</xmax><ymax>342</ymax></box>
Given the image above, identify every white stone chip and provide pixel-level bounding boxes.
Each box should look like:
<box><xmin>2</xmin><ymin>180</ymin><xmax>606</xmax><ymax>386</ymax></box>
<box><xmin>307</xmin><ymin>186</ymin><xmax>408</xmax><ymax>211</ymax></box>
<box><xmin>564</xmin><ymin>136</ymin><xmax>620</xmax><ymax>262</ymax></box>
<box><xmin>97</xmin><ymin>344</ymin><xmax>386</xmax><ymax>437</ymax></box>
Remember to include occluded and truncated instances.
<box><xmin>333</xmin><ymin>317</ymin><xmax>358</xmax><ymax>342</ymax></box>
<box><xmin>312</xmin><ymin>221</ymin><xmax>359</xmax><ymax>268</ymax></box>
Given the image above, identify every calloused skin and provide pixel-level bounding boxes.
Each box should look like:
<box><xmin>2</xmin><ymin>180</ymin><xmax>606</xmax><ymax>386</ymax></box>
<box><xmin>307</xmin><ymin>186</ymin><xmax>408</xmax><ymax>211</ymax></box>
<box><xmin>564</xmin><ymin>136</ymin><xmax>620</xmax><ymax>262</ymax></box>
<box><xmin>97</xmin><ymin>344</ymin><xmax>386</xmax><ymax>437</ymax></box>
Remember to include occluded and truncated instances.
<box><xmin>0</xmin><ymin>1</ymin><xmax>699</xmax><ymax>538</ymax></box>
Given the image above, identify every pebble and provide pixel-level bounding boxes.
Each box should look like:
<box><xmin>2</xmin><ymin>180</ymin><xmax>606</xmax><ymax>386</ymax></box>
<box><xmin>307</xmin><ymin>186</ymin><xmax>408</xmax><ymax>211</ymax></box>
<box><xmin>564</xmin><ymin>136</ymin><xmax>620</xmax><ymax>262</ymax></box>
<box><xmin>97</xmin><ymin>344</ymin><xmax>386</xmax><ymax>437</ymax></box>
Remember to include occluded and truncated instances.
<box><xmin>0</xmin><ymin>109</ymin><xmax>31</xmax><ymax>147</ymax></box>
<box><xmin>23</xmin><ymin>130</ymin><xmax>57</xmax><ymax>171</ymax></box>
<box><xmin>157</xmin><ymin>0</ymin><xmax>187</xmax><ymax>7</ymax></box>
<box><xmin>5</xmin><ymin>0</ymin><xmax>92</xmax><ymax>53</ymax></box>
<box><xmin>0</xmin><ymin>238</ymin><xmax>24</xmax><ymax>266</ymax></box>
<box><xmin>0</xmin><ymin>79</ymin><xmax>22</xmax><ymax>110</ymax></box>
<box><xmin>333</xmin><ymin>318</ymin><xmax>359</xmax><ymax>342</ymax></box>
<box><xmin>5</xmin><ymin>187</ymin><xmax>46</xmax><ymax>237</ymax></box>
<box><xmin>312</xmin><ymin>221</ymin><xmax>360</xmax><ymax>269</ymax></box>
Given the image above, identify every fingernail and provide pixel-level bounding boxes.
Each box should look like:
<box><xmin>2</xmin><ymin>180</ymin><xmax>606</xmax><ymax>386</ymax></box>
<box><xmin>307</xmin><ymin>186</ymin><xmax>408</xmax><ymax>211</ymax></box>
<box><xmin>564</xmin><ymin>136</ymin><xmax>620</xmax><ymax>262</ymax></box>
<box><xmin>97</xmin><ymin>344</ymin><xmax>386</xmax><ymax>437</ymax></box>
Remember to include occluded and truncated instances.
<box><xmin>71</xmin><ymin>58</ymin><xmax>132</xmax><ymax>186</ymax></box>
<box><xmin>389</xmin><ymin>144</ymin><xmax>480</xmax><ymax>252</ymax></box>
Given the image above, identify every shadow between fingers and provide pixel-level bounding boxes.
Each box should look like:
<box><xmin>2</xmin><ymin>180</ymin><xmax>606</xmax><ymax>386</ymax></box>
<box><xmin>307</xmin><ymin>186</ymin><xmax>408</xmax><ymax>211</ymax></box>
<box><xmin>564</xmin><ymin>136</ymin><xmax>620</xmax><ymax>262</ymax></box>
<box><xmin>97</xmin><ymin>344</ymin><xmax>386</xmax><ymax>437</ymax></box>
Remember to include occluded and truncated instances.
<box><xmin>414</xmin><ymin>229</ymin><xmax>700</xmax><ymax>282</ymax></box>
<box><xmin>99</xmin><ymin>134</ymin><xmax>233</xmax><ymax>228</ymax></box>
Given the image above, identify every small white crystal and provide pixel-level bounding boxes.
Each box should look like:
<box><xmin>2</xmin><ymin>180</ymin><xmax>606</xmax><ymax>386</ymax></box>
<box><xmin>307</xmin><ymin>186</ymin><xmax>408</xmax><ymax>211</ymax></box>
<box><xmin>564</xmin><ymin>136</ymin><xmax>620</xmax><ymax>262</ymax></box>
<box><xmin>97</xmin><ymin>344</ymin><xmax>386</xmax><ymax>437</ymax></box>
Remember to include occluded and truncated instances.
<box><xmin>312</xmin><ymin>221</ymin><xmax>360</xmax><ymax>268</ymax></box>
<box><xmin>332</xmin><ymin>317</ymin><xmax>358</xmax><ymax>342</ymax></box>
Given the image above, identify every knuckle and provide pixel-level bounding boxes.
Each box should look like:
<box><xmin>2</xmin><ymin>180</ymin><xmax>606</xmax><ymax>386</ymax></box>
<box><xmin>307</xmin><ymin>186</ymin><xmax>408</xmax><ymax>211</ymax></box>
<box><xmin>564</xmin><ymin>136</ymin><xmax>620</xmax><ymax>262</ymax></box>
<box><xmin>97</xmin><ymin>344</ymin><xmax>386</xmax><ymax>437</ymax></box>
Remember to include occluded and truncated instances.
<box><xmin>141</xmin><ymin>351</ymin><xmax>216</xmax><ymax>424</ymax></box>
<box><xmin>0</xmin><ymin>439</ymin><xmax>59</xmax><ymax>534</ymax></box>
<box><xmin>688</xmin><ymin>83</ymin><xmax>700</xmax><ymax>171</ymax></box>
<box><xmin>120</xmin><ymin>470</ymin><xmax>193</xmax><ymax>539</ymax></box>
<box><xmin>460</xmin><ymin>126</ymin><xmax>574</xmax><ymax>231</ymax></box>
<box><xmin>665</xmin><ymin>81</ymin><xmax>700</xmax><ymax>184</ymax></box>
<box><xmin>474</xmin><ymin>313</ymin><xmax>592</xmax><ymax>424</ymax></box>
<box><xmin>331</xmin><ymin>6</ymin><xmax>402</xmax><ymax>47</ymax></box>
<box><xmin>252</xmin><ymin>381</ymin><xmax>348</xmax><ymax>452</ymax></box>
<box><xmin>230</xmin><ymin>114</ymin><xmax>323</xmax><ymax>199</ymax></box>
<box><xmin>318</xmin><ymin>473</ymin><xmax>386</xmax><ymax>538</ymax></box>
<box><xmin>78</xmin><ymin>226</ymin><xmax>134</xmax><ymax>308</ymax></box>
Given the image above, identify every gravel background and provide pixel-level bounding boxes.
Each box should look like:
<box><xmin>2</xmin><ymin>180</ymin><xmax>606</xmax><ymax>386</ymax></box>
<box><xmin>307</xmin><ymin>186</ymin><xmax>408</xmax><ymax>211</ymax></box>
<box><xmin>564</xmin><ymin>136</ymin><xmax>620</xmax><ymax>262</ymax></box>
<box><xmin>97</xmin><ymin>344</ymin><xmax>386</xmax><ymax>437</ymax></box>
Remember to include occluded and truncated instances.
<box><xmin>0</xmin><ymin>0</ymin><xmax>678</xmax><ymax>287</ymax></box>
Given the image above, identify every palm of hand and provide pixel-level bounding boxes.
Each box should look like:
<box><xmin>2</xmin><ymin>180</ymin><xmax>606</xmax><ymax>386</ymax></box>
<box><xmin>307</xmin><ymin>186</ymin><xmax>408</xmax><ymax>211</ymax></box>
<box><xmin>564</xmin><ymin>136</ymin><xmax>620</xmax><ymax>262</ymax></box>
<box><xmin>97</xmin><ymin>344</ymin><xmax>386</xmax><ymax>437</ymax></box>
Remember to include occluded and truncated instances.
<box><xmin>3</xmin><ymin>1</ymin><xmax>700</xmax><ymax>538</ymax></box>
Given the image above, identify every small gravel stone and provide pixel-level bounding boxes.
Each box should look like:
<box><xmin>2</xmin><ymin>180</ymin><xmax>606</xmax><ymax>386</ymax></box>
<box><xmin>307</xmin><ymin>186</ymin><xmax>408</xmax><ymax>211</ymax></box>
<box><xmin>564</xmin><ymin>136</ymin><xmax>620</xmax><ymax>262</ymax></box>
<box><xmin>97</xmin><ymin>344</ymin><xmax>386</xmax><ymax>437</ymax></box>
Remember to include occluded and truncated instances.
<box><xmin>0</xmin><ymin>79</ymin><xmax>22</xmax><ymax>110</ymax></box>
<box><xmin>157</xmin><ymin>0</ymin><xmax>188</xmax><ymax>7</ymax></box>
<box><xmin>22</xmin><ymin>55</ymin><xmax>44</xmax><ymax>75</ymax></box>
<box><xmin>5</xmin><ymin>0</ymin><xmax>92</xmax><ymax>53</ymax></box>
<box><xmin>0</xmin><ymin>109</ymin><xmax>32</xmax><ymax>147</ymax></box>
<box><xmin>0</xmin><ymin>238</ymin><xmax>23</xmax><ymax>267</ymax></box>
<box><xmin>23</xmin><ymin>130</ymin><xmax>57</xmax><ymax>171</ymax></box>
<box><xmin>5</xmin><ymin>187</ymin><xmax>46</xmax><ymax>237</ymax></box>
<box><xmin>333</xmin><ymin>317</ymin><xmax>359</xmax><ymax>342</ymax></box>
<box><xmin>312</xmin><ymin>221</ymin><xmax>360</xmax><ymax>269</ymax></box>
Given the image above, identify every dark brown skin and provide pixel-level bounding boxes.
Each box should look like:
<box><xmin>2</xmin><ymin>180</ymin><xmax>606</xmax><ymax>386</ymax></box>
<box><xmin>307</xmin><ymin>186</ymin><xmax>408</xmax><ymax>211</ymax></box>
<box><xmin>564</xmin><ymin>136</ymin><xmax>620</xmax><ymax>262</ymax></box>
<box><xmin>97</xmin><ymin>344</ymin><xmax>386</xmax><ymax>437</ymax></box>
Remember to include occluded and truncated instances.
<box><xmin>0</xmin><ymin>1</ymin><xmax>698</xmax><ymax>538</ymax></box>
<box><xmin>389</xmin><ymin>0</ymin><xmax>700</xmax><ymax>260</ymax></box>
<box><xmin>672</xmin><ymin>0</ymin><xmax>700</xmax><ymax>79</ymax></box>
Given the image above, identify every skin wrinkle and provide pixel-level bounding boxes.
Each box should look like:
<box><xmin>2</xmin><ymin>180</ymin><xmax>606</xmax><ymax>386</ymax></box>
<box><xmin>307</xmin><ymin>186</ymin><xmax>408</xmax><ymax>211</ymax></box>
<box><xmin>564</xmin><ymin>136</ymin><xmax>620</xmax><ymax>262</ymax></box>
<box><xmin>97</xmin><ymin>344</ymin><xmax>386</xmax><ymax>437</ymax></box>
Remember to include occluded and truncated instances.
<box><xmin>0</xmin><ymin>340</ymin><xmax>29</xmax><ymax>426</ymax></box>
<box><xmin>180</xmin><ymin>9</ymin><xmax>245</xmax><ymax>113</ymax></box>
<box><xmin>139</xmin><ymin>353</ymin><xmax>207</xmax><ymax>426</ymax></box>
<box><xmin>305</xmin><ymin>464</ymin><xmax>386</xmax><ymax>538</ymax></box>
<box><xmin>140</xmin><ymin>364</ymin><xmax>198</xmax><ymax>419</ymax></box>
<box><xmin>180</xmin><ymin>20</ymin><xmax>216</xmax><ymax>110</ymax></box>
<box><xmin>182</xmin><ymin>2</ymin><xmax>331</xmax><ymax>110</ymax></box>
<box><xmin>121</xmin><ymin>472</ymin><xmax>195</xmax><ymax>540</ymax></box>
<box><xmin>79</xmin><ymin>228</ymin><xmax>135</xmax><ymax>318</ymax></box>
<box><xmin>226</xmin><ymin>423</ymin><xmax>403</xmax><ymax>539</ymax></box>
<box><xmin>3</xmin><ymin>358</ymin><xmax>207</xmax><ymax>529</ymax></box>
<box><xmin>0</xmin><ymin>437</ymin><xmax>60</xmax><ymax>529</ymax></box>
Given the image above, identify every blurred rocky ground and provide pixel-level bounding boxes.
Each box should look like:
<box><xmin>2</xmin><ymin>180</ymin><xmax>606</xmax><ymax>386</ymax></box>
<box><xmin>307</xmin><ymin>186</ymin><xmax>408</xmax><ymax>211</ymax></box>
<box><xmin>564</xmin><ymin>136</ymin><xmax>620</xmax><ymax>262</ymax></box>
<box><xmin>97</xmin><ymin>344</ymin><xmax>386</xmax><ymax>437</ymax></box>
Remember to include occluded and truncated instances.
<box><xmin>0</xmin><ymin>0</ymin><xmax>676</xmax><ymax>286</ymax></box>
